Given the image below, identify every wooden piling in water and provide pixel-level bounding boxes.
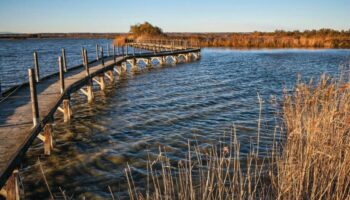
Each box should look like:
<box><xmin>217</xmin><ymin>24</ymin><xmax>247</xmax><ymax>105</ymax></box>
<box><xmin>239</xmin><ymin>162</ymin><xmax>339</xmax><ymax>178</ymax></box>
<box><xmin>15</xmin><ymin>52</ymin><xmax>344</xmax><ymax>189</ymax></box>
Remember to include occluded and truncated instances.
<box><xmin>62</xmin><ymin>99</ymin><xmax>71</xmax><ymax>122</ymax></box>
<box><xmin>4</xmin><ymin>170</ymin><xmax>19</xmax><ymax>200</ymax></box>
<box><xmin>43</xmin><ymin>124</ymin><xmax>53</xmax><ymax>155</ymax></box>
<box><xmin>62</xmin><ymin>48</ymin><xmax>67</xmax><ymax>72</ymax></box>
<box><xmin>33</xmin><ymin>51</ymin><xmax>40</xmax><ymax>82</ymax></box>
<box><xmin>28</xmin><ymin>68</ymin><xmax>40</xmax><ymax>127</ymax></box>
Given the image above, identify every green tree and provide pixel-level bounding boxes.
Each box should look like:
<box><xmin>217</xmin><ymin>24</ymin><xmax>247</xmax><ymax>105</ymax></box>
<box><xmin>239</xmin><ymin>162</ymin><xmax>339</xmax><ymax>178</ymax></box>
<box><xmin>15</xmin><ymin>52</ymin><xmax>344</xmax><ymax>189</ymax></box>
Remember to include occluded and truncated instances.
<box><xmin>129</xmin><ymin>22</ymin><xmax>164</xmax><ymax>37</ymax></box>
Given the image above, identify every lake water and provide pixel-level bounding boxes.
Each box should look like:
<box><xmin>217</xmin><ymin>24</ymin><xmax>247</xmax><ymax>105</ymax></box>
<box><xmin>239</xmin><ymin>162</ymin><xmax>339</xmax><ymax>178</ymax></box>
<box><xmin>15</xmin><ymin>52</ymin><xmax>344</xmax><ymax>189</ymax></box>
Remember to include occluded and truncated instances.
<box><xmin>1</xmin><ymin>39</ymin><xmax>350</xmax><ymax>199</ymax></box>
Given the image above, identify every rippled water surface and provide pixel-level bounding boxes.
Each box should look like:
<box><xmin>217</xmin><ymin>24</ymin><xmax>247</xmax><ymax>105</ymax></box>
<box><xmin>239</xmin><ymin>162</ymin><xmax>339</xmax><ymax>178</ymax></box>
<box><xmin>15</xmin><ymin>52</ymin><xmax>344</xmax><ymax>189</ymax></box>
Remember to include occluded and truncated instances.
<box><xmin>0</xmin><ymin>38</ymin><xmax>111</xmax><ymax>91</ymax></box>
<box><xmin>1</xmin><ymin>39</ymin><xmax>350</xmax><ymax>199</ymax></box>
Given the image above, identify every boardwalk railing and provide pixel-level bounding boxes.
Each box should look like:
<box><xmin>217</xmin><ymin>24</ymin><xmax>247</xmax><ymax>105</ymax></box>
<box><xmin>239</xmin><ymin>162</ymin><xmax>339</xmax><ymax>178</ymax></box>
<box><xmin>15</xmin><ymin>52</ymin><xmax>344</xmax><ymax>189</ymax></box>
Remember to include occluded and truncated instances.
<box><xmin>0</xmin><ymin>40</ymin><xmax>200</xmax><ymax>199</ymax></box>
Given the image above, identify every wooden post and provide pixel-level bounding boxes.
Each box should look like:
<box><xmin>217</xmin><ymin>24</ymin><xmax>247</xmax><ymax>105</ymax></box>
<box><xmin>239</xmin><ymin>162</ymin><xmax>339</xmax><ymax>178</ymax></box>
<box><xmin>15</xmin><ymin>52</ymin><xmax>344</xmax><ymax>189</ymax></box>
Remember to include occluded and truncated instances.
<box><xmin>83</xmin><ymin>48</ymin><xmax>89</xmax><ymax>75</ymax></box>
<box><xmin>84</xmin><ymin>49</ymin><xmax>94</xmax><ymax>103</ymax></box>
<box><xmin>100</xmin><ymin>47</ymin><xmax>104</xmax><ymax>66</ymax></box>
<box><xmin>61</xmin><ymin>48</ymin><xmax>67</xmax><ymax>72</ymax></box>
<box><xmin>107</xmin><ymin>44</ymin><xmax>110</xmax><ymax>57</ymax></box>
<box><xmin>81</xmin><ymin>47</ymin><xmax>85</xmax><ymax>65</ymax></box>
<box><xmin>106</xmin><ymin>70</ymin><xmax>115</xmax><ymax>82</ymax></box>
<box><xmin>33</xmin><ymin>50</ymin><xmax>40</xmax><ymax>82</ymax></box>
<box><xmin>162</xmin><ymin>56</ymin><xmax>166</xmax><ymax>65</ymax></box>
<box><xmin>131</xmin><ymin>58</ymin><xmax>137</xmax><ymax>71</ymax></box>
<box><xmin>28</xmin><ymin>68</ymin><xmax>40</xmax><ymax>127</ymax></box>
<box><xmin>116</xmin><ymin>43</ymin><xmax>119</xmax><ymax>55</ymax></box>
<box><xmin>173</xmin><ymin>56</ymin><xmax>178</xmax><ymax>64</ymax></box>
<box><xmin>147</xmin><ymin>58</ymin><xmax>152</xmax><ymax>67</ymax></box>
<box><xmin>58</xmin><ymin>56</ymin><xmax>65</xmax><ymax>94</ymax></box>
<box><xmin>99</xmin><ymin>74</ymin><xmax>106</xmax><ymax>90</ymax></box>
<box><xmin>4</xmin><ymin>170</ymin><xmax>20</xmax><ymax>200</ymax></box>
<box><xmin>133</xmin><ymin>47</ymin><xmax>135</xmax><ymax>56</ymax></box>
<box><xmin>62</xmin><ymin>99</ymin><xmax>71</xmax><ymax>122</ymax></box>
<box><xmin>113</xmin><ymin>44</ymin><xmax>116</xmax><ymax>62</ymax></box>
<box><xmin>43</xmin><ymin>124</ymin><xmax>53</xmax><ymax>155</ymax></box>
<box><xmin>96</xmin><ymin>44</ymin><xmax>99</xmax><ymax>61</ymax></box>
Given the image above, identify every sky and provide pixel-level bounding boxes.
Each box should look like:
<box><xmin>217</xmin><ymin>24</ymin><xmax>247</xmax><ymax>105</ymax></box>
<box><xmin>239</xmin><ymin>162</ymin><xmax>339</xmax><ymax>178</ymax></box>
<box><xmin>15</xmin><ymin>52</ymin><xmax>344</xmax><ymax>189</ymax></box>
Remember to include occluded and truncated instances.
<box><xmin>0</xmin><ymin>0</ymin><xmax>349</xmax><ymax>33</ymax></box>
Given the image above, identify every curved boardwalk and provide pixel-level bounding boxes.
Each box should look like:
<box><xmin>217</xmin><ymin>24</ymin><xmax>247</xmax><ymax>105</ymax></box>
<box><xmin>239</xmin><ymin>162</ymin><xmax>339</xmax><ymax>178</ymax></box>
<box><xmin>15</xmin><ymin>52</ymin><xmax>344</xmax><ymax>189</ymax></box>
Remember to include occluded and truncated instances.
<box><xmin>0</xmin><ymin>42</ymin><xmax>200</xmax><ymax>199</ymax></box>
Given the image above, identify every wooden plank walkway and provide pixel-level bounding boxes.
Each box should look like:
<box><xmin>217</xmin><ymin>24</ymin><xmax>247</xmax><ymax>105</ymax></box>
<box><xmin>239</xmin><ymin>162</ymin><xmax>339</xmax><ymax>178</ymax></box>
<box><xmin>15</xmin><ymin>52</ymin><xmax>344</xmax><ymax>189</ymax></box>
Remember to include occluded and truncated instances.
<box><xmin>0</xmin><ymin>43</ymin><xmax>201</xmax><ymax>195</ymax></box>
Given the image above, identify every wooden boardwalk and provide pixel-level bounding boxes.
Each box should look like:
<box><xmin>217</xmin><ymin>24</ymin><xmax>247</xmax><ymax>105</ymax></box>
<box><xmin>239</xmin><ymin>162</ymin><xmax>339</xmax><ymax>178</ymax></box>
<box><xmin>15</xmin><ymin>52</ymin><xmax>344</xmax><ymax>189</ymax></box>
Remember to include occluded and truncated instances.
<box><xmin>0</xmin><ymin>41</ymin><xmax>200</xmax><ymax>199</ymax></box>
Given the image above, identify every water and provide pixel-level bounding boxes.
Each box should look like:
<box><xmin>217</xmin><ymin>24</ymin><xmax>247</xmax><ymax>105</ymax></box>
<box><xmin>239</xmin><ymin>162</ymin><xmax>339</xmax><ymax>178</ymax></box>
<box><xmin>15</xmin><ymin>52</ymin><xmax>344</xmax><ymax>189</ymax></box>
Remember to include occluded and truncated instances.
<box><xmin>0</xmin><ymin>38</ymin><xmax>112</xmax><ymax>91</ymax></box>
<box><xmin>1</xmin><ymin>39</ymin><xmax>350</xmax><ymax>199</ymax></box>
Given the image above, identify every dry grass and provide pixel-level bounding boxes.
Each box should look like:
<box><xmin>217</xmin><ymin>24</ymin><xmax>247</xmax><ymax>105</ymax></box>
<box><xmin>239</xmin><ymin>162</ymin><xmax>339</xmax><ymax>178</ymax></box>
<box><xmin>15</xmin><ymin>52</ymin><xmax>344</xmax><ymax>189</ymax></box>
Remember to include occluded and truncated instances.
<box><xmin>125</xmin><ymin>72</ymin><xmax>350</xmax><ymax>199</ymax></box>
<box><xmin>274</xmin><ymin>73</ymin><xmax>350</xmax><ymax>199</ymax></box>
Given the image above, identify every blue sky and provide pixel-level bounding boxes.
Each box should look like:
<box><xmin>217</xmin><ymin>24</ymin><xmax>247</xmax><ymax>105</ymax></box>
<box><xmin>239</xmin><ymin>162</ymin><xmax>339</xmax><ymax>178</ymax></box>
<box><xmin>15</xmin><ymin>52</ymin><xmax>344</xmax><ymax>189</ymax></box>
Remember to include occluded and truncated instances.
<box><xmin>0</xmin><ymin>0</ymin><xmax>349</xmax><ymax>33</ymax></box>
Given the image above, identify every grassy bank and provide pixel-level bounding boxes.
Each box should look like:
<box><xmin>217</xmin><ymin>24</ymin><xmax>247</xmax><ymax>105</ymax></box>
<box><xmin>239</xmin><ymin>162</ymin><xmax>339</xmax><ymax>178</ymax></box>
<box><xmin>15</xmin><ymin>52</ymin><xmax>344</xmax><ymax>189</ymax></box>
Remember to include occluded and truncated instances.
<box><xmin>125</xmin><ymin>72</ymin><xmax>350</xmax><ymax>199</ymax></box>
<box><xmin>114</xmin><ymin>23</ymin><xmax>350</xmax><ymax>48</ymax></box>
<box><xmin>168</xmin><ymin>29</ymin><xmax>350</xmax><ymax>48</ymax></box>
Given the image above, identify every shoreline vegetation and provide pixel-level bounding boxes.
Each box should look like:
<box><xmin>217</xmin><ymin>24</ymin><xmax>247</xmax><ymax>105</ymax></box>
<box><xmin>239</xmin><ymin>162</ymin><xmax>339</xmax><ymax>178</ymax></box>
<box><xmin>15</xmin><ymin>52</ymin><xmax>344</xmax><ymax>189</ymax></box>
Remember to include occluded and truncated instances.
<box><xmin>118</xmin><ymin>22</ymin><xmax>350</xmax><ymax>48</ymax></box>
<box><xmin>2</xmin><ymin>25</ymin><xmax>350</xmax><ymax>49</ymax></box>
<box><xmin>122</xmin><ymin>71</ymin><xmax>350</xmax><ymax>199</ymax></box>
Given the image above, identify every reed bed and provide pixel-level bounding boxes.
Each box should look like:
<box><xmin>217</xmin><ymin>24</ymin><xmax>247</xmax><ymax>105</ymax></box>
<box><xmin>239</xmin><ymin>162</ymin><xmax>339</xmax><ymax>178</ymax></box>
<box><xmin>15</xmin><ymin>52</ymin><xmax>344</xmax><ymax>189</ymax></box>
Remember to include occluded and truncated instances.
<box><xmin>125</xmin><ymin>72</ymin><xmax>350</xmax><ymax>200</ymax></box>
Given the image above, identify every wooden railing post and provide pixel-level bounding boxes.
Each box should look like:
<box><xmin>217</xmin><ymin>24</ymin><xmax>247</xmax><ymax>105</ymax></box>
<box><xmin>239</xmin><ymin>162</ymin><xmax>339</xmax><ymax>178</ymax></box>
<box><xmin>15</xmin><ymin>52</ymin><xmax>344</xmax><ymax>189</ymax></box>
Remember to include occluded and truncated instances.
<box><xmin>96</xmin><ymin>44</ymin><xmax>99</xmax><ymax>61</ymax></box>
<box><xmin>58</xmin><ymin>55</ymin><xmax>72</xmax><ymax>123</ymax></box>
<box><xmin>61</xmin><ymin>48</ymin><xmax>67</xmax><ymax>72</ymax></box>
<box><xmin>116</xmin><ymin>43</ymin><xmax>119</xmax><ymax>55</ymax></box>
<box><xmin>33</xmin><ymin>50</ymin><xmax>40</xmax><ymax>82</ymax></box>
<box><xmin>28</xmin><ymin>68</ymin><xmax>40</xmax><ymax>127</ymax></box>
<box><xmin>107</xmin><ymin>44</ymin><xmax>110</xmax><ymax>57</ymax></box>
<box><xmin>83</xmin><ymin>49</ymin><xmax>94</xmax><ymax>103</ymax></box>
<box><xmin>81</xmin><ymin>47</ymin><xmax>85</xmax><ymax>65</ymax></box>
<box><xmin>113</xmin><ymin>44</ymin><xmax>116</xmax><ymax>62</ymax></box>
<box><xmin>83</xmin><ymin>48</ymin><xmax>89</xmax><ymax>75</ymax></box>
<box><xmin>100</xmin><ymin>47</ymin><xmax>104</xmax><ymax>66</ymax></box>
<box><xmin>58</xmin><ymin>56</ymin><xmax>65</xmax><ymax>94</ymax></box>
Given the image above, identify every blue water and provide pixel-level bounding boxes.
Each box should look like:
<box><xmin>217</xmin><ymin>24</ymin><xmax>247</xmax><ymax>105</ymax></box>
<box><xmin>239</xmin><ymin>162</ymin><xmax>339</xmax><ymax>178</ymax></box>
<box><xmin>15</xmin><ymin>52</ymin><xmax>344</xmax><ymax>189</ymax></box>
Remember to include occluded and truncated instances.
<box><xmin>0</xmin><ymin>38</ymin><xmax>112</xmax><ymax>91</ymax></box>
<box><xmin>1</xmin><ymin>39</ymin><xmax>350</xmax><ymax>199</ymax></box>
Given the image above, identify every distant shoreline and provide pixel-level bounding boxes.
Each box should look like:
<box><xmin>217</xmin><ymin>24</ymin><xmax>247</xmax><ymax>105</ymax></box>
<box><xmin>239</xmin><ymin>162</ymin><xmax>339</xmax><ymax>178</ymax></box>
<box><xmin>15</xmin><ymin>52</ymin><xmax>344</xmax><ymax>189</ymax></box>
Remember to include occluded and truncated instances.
<box><xmin>0</xmin><ymin>33</ymin><xmax>125</xmax><ymax>39</ymax></box>
<box><xmin>2</xmin><ymin>30</ymin><xmax>350</xmax><ymax>49</ymax></box>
